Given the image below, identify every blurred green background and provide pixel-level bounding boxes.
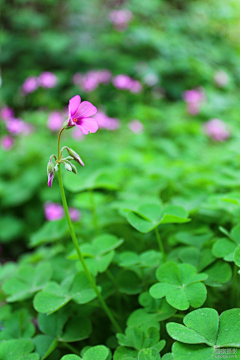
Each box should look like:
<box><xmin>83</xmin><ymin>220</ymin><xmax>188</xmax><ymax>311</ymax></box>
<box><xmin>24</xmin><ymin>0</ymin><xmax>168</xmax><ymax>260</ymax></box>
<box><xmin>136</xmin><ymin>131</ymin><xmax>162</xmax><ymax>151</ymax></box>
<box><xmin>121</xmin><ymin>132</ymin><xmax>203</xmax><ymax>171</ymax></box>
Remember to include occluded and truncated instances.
<box><xmin>1</xmin><ymin>0</ymin><xmax>240</xmax><ymax>260</ymax></box>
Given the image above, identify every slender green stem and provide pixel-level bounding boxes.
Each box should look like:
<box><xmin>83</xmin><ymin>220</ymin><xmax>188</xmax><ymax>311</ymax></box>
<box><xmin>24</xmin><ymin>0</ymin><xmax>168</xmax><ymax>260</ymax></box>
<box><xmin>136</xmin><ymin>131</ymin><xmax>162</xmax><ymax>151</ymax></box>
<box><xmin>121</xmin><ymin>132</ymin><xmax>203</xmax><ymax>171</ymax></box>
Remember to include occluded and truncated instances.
<box><xmin>89</xmin><ymin>189</ymin><xmax>99</xmax><ymax>234</ymax></box>
<box><xmin>57</xmin><ymin>165</ymin><xmax>122</xmax><ymax>333</ymax></box>
<box><xmin>155</xmin><ymin>227</ymin><xmax>166</xmax><ymax>262</ymax></box>
<box><xmin>63</xmin><ymin>342</ymin><xmax>79</xmax><ymax>355</ymax></box>
<box><xmin>58</xmin><ymin>127</ymin><xmax>65</xmax><ymax>159</ymax></box>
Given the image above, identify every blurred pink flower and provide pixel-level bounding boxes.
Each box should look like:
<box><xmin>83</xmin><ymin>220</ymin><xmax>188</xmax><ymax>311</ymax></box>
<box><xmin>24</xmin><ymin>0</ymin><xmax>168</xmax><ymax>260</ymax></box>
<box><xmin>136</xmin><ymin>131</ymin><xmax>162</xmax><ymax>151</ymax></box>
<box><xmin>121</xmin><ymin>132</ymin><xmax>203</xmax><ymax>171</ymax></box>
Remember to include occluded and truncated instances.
<box><xmin>81</xmin><ymin>73</ymin><xmax>99</xmax><ymax>92</ymax></box>
<box><xmin>1</xmin><ymin>136</ymin><xmax>14</xmax><ymax>151</ymax></box>
<box><xmin>214</xmin><ymin>70</ymin><xmax>229</xmax><ymax>88</ymax></box>
<box><xmin>22</xmin><ymin>76</ymin><xmax>39</xmax><ymax>93</ymax></box>
<box><xmin>109</xmin><ymin>9</ymin><xmax>132</xmax><ymax>31</ymax></box>
<box><xmin>128</xmin><ymin>120</ymin><xmax>144</xmax><ymax>133</ymax></box>
<box><xmin>0</xmin><ymin>107</ymin><xmax>14</xmax><ymax>121</ymax></box>
<box><xmin>69</xmin><ymin>207</ymin><xmax>81</xmax><ymax>222</ymax></box>
<box><xmin>97</xmin><ymin>70</ymin><xmax>112</xmax><ymax>84</ymax></box>
<box><xmin>67</xmin><ymin>95</ymin><xmax>98</xmax><ymax>134</ymax></box>
<box><xmin>6</xmin><ymin>118</ymin><xmax>26</xmax><ymax>135</ymax></box>
<box><xmin>183</xmin><ymin>89</ymin><xmax>203</xmax><ymax>103</ymax></box>
<box><xmin>44</xmin><ymin>202</ymin><xmax>64</xmax><ymax>221</ymax></box>
<box><xmin>204</xmin><ymin>119</ymin><xmax>230</xmax><ymax>142</ymax></box>
<box><xmin>130</xmin><ymin>80</ymin><xmax>142</xmax><ymax>93</ymax></box>
<box><xmin>187</xmin><ymin>102</ymin><xmax>200</xmax><ymax>115</ymax></box>
<box><xmin>72</xmin><ymin>73</ymin><xmax>83</xmax><ymax>86</ymax></box>
<box><xmin>39</xmin><ymin>72</ymin><xmax>58</xmax><ymax>88</ymax></box>
<box><xmin>93</xmin><ymin>111</ymin><xmax>120</xmax><ymax>130</ymax></box>
<box><xmin>72</xmin><ymin>127</ymin><xmax>85</xmax><ymax>140</ymax></box>
<box><xmin>112</xmin><ymin>74</ymin><xmax>133</xmax><ymax>90</ymax></box>
<box><xmin>48</xmin><ymin>111</ymin><xmax>64</xmax><ymax>131</ymax></box>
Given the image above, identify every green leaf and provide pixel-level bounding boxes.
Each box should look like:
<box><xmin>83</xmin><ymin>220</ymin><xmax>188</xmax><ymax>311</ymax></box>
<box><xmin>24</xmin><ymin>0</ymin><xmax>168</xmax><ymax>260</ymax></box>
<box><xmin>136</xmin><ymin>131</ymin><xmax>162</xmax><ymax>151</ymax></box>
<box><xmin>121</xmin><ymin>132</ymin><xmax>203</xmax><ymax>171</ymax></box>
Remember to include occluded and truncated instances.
<box><xmin>150</xmin><ymin>263</ymin><xmax>207</xmax><ymax>310</ymax></box>
<box><xmin>234</xmin><ymin>244</ymin><xmax>240</xmax><ymax>267</ymax></box>
<box><xmin>83</xmin><ymin>345</ymin><xmax>110</xmax><ymax>360</ymax></box>
<box><xmin>117</xmin><ymin>270</ymin><xmax>142</xmax><ymax>295</ymax></box>
<box><xmin>3</xmin><ymin>263</ymin><xmax>52</xmax><ymax>302</ymax></box>
<box><xmin>0</xmin><ymin>339</ymin><xmax>38</xmax><ymax>360</ymax></box>
<box><xmin>61</xmin><ymin>356</ymin><xmax>82</xmax><ymax>360</ymax></box>
<box><xmin>30</xmin><ymin>219</ymin><xmax>68</xmax><ymax>247</ymax></box>
<box><xmin>203</xmin><ymin>260</ymin><xmax>232</xmax><ymax>286</ymax></box>
<box><xmin>126</xmin><ymin>204</ymin><xmax>190</xmax><ymax>233</ymax></box>
<box><xmin>33</xmin><ymin>335</ymin><xmax>58</xmax><ymax>360</ymax></box>
<box><xmin>0</xmin><ymin>309</ymin><xmax>35</xmax><ymax>341</ymax></box>
<box><xmin>113</xmin><ymin>346</ymin><xmax>138</xmax><ymax>360</ymax></box>
<box><xmin>168</xmin><ymin>308</ymin><xmax>240</xmax><ymax>359</ymax></box>
<box><xmin>138</xmin><ymin>348</ymin><xmax>160</xmax><ymax>360</ymax></box>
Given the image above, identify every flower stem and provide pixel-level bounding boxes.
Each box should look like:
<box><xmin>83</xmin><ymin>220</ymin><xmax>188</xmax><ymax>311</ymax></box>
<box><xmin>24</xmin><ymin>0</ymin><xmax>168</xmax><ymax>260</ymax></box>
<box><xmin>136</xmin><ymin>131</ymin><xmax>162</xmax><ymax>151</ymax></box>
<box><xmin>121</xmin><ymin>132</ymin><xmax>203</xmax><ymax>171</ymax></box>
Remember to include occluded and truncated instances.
<box><xmin>57</xmin><ymin>167</ymin><xmax>122</xmax><ymax>333</ymax></box>
<box><xmin>155</xmin><ymin>227</ymin><xmax>166</xmax><ymax>262</ymax></box>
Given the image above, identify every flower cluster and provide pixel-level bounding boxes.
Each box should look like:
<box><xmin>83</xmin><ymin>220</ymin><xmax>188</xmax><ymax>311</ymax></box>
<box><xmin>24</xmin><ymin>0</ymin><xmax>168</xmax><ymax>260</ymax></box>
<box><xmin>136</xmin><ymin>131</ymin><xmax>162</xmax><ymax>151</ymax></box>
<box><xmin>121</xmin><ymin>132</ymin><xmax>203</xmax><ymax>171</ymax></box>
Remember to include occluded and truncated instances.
<box><xmin>73</xmin><ymin>70</ymin><xmax>111</xmax><ymax>93</ymax></box>
<box><xmin>183</xmin><ymin>88</ymin><xmax>205</xmax><ymax>115</ymax></box>
<box><xmin>109</xmin><ymin>9</ymin><xmax>132</xmax><ymax>31</ymax></box>
<box><xmin>112</xmin><ymin>74</ymin><xmax>142</xmax><ymax>93</ymax></box>
<box><xmin>204</xmin><ymin>119</ymin><xmax>230</xmax><ymax>142</ymax></box>
<box><xmin>44</xmin><ymin>202</ymin><xmax>81</xmax><ymax>222</ymax></box>
<box><xmin>0</xmin><ymin>106</ymin><xmax>33</xmax><ymax>151</ymax></box>
<box><xmin>22</xmin><ymin>72</ymin><xmax>58</xmax><ymax>94</ymax></box>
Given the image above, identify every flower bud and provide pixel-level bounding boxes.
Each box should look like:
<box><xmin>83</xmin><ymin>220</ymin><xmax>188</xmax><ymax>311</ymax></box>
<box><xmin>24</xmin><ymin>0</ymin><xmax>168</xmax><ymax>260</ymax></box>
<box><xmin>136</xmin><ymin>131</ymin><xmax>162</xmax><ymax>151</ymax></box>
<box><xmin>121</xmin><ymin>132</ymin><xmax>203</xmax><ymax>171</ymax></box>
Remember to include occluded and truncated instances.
<box><xmin>66</xmin><ymin>147</ymin><xmax>85</xmax><ymax>166</ymax></box>
<box><xmin>47</xmin><ymin>160</ymin><xmax>55</xmax><ymax>188</ymax></box>
<box><xmin>64</xmin><ymin>162</ymin><xmax>72</xmax><ymax>172</ymax></box>
<box><xmin>71</xmin><ymin>164</ymin><xmax>77</xmax><ymax>174</ymax></box>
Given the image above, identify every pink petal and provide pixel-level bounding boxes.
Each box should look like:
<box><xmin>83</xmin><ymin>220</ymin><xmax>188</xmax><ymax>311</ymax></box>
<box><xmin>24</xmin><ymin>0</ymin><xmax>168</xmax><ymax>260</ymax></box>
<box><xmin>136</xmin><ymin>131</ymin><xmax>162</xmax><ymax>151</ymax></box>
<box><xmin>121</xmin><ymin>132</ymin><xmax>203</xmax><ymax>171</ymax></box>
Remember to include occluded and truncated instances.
<box><xmin>74</xmin><ymin>101</ymin><xmax>97</xmax><ymax>118</ymax></box>
<box><xmin>78</xmin><ymin>118</ymin><xmax>98</xmax><ymax>134</ymax></box>
<box><xmin>69</xmin><ymin>95</ymin><xmax>81</xmax><ymax>116</ymax></box>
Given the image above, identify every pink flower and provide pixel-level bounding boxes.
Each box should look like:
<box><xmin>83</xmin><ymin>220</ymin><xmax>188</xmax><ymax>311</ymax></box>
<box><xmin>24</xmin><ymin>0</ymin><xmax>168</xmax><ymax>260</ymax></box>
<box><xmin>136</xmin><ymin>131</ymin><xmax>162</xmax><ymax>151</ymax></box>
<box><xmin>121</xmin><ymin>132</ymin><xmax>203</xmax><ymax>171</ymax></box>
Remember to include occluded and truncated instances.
<box><xmin>112</xmin><ymin>74</ymin><xmax>133</xmax><ymax>90</ymax></box>
<box><xmin>80</xmin><ymin>73</ymin><xmax>99</xmax><ymax>92</ymax></box>
<box><xmin>22</xmin><ymin>76</ymin><xmax>39</xmax><ymax>93</ymax></box>
<box><xmin>39</xmin><ymin>72</ymin><xmax>58</xmax><ymax>88</ymax></box>
<box><xmin>44</xmin><ymin>202</ymin><xmax>64</xmax><ymax>221</ymax></box>
<box><xmin>183</xmin><ymin>89</ymin><xmax>203</xmax><ymax>103</ymax></box>
<box><xmin>93</xmin><ymin>111</ymin><xmax>120</xmax><ymax>130</ymax></box>
<box><xmin>97</xmin><ymin>70</ymin><xmax>112</xmax><ymax>84</ymax></box>
<box><xmin>128</xmin><ymin>120</ymin><xmax>144</xmax><ymax>133</ymax></box>
<box><xmin>69</xmin><ymin>207</ymin><xmax>81</xmax><ymax>222</ymax></box>
<box><xmin>204</xmin><ymin>119</ymin><xmax>230</xmax><ymax>142</ymax></box>
<box><xmin>187</xmin><ymin>102</ymin><xmax>200</xmax><ymax>115</ymax></box>
<box><xmin>1</xmin><ymin>136</ymin><xmax>14</xmax><ymax>151</ymax></box>
<box><xmin>109</xmin><ymin>9</ymin><xmax>132</xmax><ymax>31</ymax></box>
<box><xmin>67</xmin><ymin>95</ymin><xmax>98</xmax><ymax>135</ymax></box>
<box><xmin>130</xmin><ymin>80</ymin><xmax>142</xmax><ymax>93</ymax></box>
<box><xmin>72</xmin><ymin>73</ymin><xmax>83</xmax><ymax>86</ymax></box>
<box><xmin>214</xmin><ymin>70</ymin><xmax>229</xmax><ymax>88</ymax></box>
<box><xmin>6</xmin><ymin>118</ymin><xmax>26</xmax><ymax>135</ymax></box>
<box><xmin>0</xmin><ymin>107</ymin><xmax>14</xmax><ymax>121</ymax></box>
<box><xmin>48</xmin><ymin>111</ymin><xmax>64</xmax><ymax>131</ymax></box>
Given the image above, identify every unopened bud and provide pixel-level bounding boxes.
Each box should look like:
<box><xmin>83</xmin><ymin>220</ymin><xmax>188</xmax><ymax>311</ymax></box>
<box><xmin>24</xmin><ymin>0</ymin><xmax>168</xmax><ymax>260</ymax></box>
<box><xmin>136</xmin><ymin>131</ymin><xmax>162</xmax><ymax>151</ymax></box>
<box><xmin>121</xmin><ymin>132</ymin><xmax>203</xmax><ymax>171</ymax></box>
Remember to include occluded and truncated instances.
<box><xmin>71</xmin><ymin>164</ymin><xmax>77</xmax><ymax>174</ymax></box>
<box><xmin>64</xmin><ymin>162</ymin><xmax>72</xmax><ymax>172</ymax></box>
<box><xmin>47</xmin><ymin>159</ymin><xmax>55</xmax><ymax>188</ymax></box>
<box><xmin>66</xmin><ymin>147</ymin><xmax>85</xmax><ymax>166</ymax></box>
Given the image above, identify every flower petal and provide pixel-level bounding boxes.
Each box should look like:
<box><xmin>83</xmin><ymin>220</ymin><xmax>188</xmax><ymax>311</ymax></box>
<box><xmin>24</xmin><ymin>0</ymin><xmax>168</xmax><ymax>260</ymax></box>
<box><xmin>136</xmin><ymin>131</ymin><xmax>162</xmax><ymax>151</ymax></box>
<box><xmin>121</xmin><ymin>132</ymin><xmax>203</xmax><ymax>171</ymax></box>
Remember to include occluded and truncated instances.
<box><xmin>74</xmin><ymin>101</ymin><xmax>97</xmax><ymax>119</ymax></box>
<box><xmin>77</xmin><ymin>118</ymin><xmax>98</xmax><ymax>134</ymax></box>
<box><xmin>69</xmin><ymin>95</ymin><xmax>81</xmax><ymax>116</ymax></box>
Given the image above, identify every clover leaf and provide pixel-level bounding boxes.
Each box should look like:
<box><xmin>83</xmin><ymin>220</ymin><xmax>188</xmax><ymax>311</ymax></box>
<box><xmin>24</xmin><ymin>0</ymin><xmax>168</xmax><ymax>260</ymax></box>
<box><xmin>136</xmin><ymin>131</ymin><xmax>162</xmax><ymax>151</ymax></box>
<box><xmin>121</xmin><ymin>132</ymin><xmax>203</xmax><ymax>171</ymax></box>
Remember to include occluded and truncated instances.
<box><xmin>167</xmin><ymin>308</ymin><xmax>240</xmax><ymax>360</ymax></box>
<box><xmin>68</xmin><ymin>234</ymin><xmax>124</xmax><ymax>275</ymax></box>
<box><xmin>126</xmin><ymin>204</ymin><xmax>190</xmax><ymax>233</ymax></box>
<box><xmin>82</xmin><ymin>345</ymin><xmax>111</xmax><ymax>360</ymax></box>
<box><xmin>33</xmin><ymin>272</ymin><xmax>98</xmax><ymax>314</ymax></box>
<box><xmin>0</xmin><ymin>309</ymin><xmax>35</xmax><ymax>341</ymax></box>
<box><xmin>149</xmin><ymin>262</ymin><xmax>208</xmax><ymax>310</ymax></box>
<box><xmin>0</xmin><ymin>339</ymin><xmax>39</xmax><ymax>360</ymax></box>
<box><xmin>3</xmin><ymin>262</ymin><xmax>52</xmax><ymax>302</ymax></box>
<box><xmin>34</xmin><ymin>308</ymin><xmax>91</xmax><ymax>359</ymax></box>
<box><xmin>117</xmin><ymin>326</ymin><xmax>165</xmax><ymax>353</ymax></box>
<box><xmin>30</xmin><ymin>219</ymin><xmax>68</xmax><ymax>247</ymax></box>
<box><xmin>178</xmin><ymin>247</ymin><xmax>232</xmax><ymax>286</ymax></box>
<box><xmin>213</xmin><ymin>224</ymin><xmax>240</xmax><ymax>262</ymax></box>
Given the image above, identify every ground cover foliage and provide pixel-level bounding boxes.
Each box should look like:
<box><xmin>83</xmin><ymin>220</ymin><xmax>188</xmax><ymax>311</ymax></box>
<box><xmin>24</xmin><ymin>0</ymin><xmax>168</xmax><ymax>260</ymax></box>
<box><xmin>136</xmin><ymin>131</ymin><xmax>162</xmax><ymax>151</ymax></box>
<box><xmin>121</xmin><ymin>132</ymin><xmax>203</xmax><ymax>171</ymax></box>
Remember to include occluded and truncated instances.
<box><xmin>1</xmin><ymin>0</ymin><xmax>240</xmax><ymax>359</ymax></box>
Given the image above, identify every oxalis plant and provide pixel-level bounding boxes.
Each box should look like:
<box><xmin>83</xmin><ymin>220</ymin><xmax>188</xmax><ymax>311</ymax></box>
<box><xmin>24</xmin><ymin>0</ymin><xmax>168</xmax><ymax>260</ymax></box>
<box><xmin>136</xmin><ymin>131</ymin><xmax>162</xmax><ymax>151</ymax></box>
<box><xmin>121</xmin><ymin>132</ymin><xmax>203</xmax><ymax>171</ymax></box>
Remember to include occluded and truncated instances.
<box><xmin>1</xmin><ymin>95</ymin><xmax>240</xmax><ymax>360</ymax></box>
<box><xmin>46</xmin><ymin>95</ymin><xmax>122</xmax><ymax>334</ymax></box>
